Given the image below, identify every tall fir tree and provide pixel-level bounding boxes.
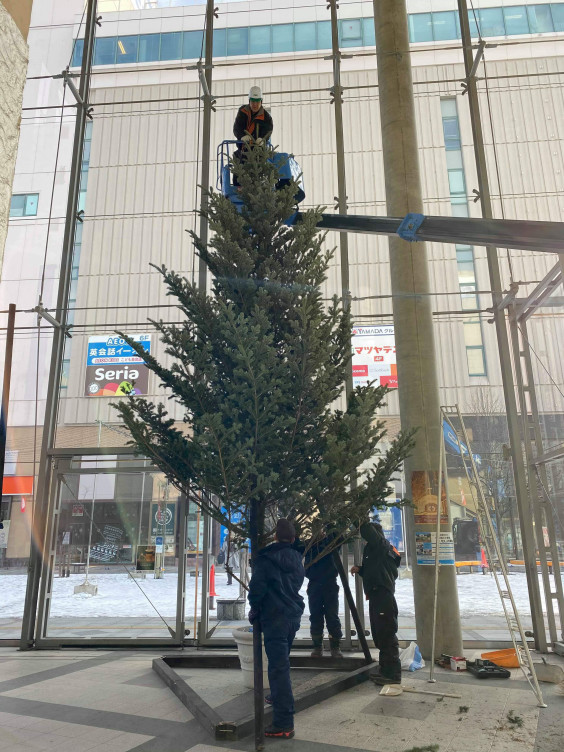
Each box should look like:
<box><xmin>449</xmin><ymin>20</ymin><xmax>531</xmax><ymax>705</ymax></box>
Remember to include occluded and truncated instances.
<box><xmin>114</xmin><ymin>144</ymin><xmax>413</xmax><ymax>555</ymax></box>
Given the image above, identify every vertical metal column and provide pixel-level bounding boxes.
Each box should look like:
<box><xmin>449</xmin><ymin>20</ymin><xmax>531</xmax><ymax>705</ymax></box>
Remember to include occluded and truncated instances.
<box><xmin>175</xmin><ymin>491</ymin><xmax>188</xmax><ymax>642</ymax></box>
<box><xmin>457</xmin><ymin>0</ymin><xmax>546</xmax><ymax>650</ymax></box>
<box><xmin>198</xmin><ymin>0</ymin><xmax>215</xmax><ymax>293</ymax></box>
<box><xmin>373</xmin><ymin>0</ymin><xmax>463</xmax><ymax>659</ymax></box>
<box><xmin>510</xmin><ymin>313</ymin><xmax>564</xmax><ymax>643</ymax></box>
<box><xmin>20</xmin><ymin>0</ymin><xmax>98</xmax><ymax>650</ymax></box>
<box><xmin>0</xmin><ymin>304</ymin><xmax>16</xmax><ymax>496</ymax></box>
<box><xmin>328</xmin><ymin>0</ymin><xmax>364</xmax><ymax>646</ymax></box>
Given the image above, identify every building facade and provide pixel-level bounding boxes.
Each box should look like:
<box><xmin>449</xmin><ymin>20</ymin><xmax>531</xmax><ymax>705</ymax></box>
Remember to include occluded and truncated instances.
<box><xmin>1</xmin><ymin>0</ymin><xmax>564</xmax><ymax>636</ymax></box>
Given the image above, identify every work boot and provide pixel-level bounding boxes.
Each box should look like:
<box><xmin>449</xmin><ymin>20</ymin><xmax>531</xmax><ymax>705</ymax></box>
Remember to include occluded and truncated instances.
<box><xmin>370</xmin><ymin>667</ymin><xmax>401</xmax><ymax>686</ymax></box>
<box><xmin>329</xmin><ymin>636</ymin><xmax>343</xmax><ymax>658</ymax></box>
<box><xmin>310</xmin><ymin>633</ymin><xmax>323</xmax><ymax>658</ymax></box>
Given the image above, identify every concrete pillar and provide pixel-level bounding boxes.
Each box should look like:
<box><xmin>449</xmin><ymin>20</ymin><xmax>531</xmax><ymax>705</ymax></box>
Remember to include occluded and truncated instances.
<box><xmin>373</xmin><ymin>0</ymin><xmax>463</xmax><ymax>658</ymax></box>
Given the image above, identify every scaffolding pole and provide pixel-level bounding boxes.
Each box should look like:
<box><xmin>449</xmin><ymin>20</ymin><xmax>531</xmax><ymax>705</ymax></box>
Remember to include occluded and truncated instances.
<box><xmin>19</xmin><ymin>0</ymin><xmax>98</xmax><ymax>650</ymax></box>
<box><xmin>456</xmin><ymin>0</ymin><xmax>546</xmax><ymax>651</ymax></box>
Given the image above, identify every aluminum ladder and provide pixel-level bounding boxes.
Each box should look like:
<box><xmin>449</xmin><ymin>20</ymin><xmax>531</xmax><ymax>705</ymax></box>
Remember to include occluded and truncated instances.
<box><xmin>441</xmin><ymin>404</ymin><xmax>546</xmax><ymax>707</ymax></box>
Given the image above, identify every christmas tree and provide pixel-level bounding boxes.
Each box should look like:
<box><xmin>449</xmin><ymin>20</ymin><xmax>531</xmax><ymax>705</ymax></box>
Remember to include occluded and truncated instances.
<box><xmin>114</xmin><ymin>143</ymin><xmax>413</xmax><ymax>556</ymax></box>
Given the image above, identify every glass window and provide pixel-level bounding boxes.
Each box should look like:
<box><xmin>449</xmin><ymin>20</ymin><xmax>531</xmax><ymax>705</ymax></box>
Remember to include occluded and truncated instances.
<box><xmin>464</xmin><ymin>321</ymin><xmax>483</xmax><ymax>346</ymax></box>
<box><xmin>461</xmin><ymin>292</ymin><xmax>479</xmax><ymax>310</ymax></box>
<box><xmin>432</xmin><ymin>11</ymin><xmax>458</xmax><ymax>41</ymax></box>
<box><xmin>466</xmin><ymin>346</ymin><xmax>486</xmax><ymax>376</ymax></box>
<box><xmin>160</xmin><ymin>31</ymin><xmax>182</xmax><ymax>60</ymax></box>
<box><xmin>362</xmin><ymin>18</ymin><xmax>376</xmax><ymax>47</ymax></box>
<box><xmin>468</xmin><ymin>10</ymin><xmax>479</xmax><ymax>38</ymax></box>
<box><xmin>458</xmin><ymin>261</ymin><xmax>476</xmax><ymax>284</ymax></box>
<box><xmin>553</xmin><ymin>4</ymin><xmax>564</xmax><ymax>32</ymax></box>
<box><xmin>456</xmin><ymin>246</ymin><xmax>474</xmax><ymax>262</ymax></box>
<box><xmin>213</xmin><ymin>28</ymin><xmax>227</xmax><ymax>57</ymax></box>
<box><xmin>440</xmin><ymin>98</ymin><xmax>457</xmax><ymax>118</ymax></box>
<box><xmin>272</xmin><ymin>24</ymin><xmax>293</xmax><ymax>53</ymax></box>
<box><xmin>138</xmin><ymin>34</ymin><xmax>160</xmax><ymax>62</ymax></box>
<box><xmin>227</xmin><ymin>27</ymin><xmax>249</xmax><ymax>56</ymax></box>
<box><xmin>527</xmin><ymin>5</ymin><xmax>554</xmax><ymax>32</ymax></box>
<box><xmin>448</xmin><ymin>169</ymin><xmax>466</xmax><ymax>195</ymax></box>
<box><xmin>249</xmin><ymin>26</ymin><xmax>271</xmax><ymax>55</ymax></box>
<box><xmin>442</xmin><ymin>118</ymin><xmax>461</xmax><ymax>150</ymax></box>
<box><xmin>340</xmin><ymin>19</ymin><xmax>362</xmax><ymax>47</ymax></box>
<box><xmin>183</xmin><ymin>30</ymin><xmax>203</xmax><ymax>59</ymax></box>
<box><xmin>94</xmin><ymin>37</ymin><xmax>116</xmax><ymax>66</ymax></box>
<box><xmin>72</xmin><ymin>39</ymin><xmax>84</xmax><ymax>67</ymax></box>
<box><xmin>9</xmin><ymin>194</ymin><xmax>38</xmax><ymax>217</ymax></box>
<box><xmin>295</xmin><ymin>22</ymin><xmax>316</xmax><ymax>51</ymax></box>
<box><xmin>479</xmin><ymin>8</ymin><xmax>505</xmax><ymax>36</ymax></box>
<box><xmin>60</xmin><ymin>359</ymin><xmax>70</xmax><ymax>390</ymax></box>
<box><xmin>116</xmin><ymin>36</ymin><xmax>138</xmax><ymax>64</ymax></box>
<box><xmin>409</xmin><ymin>13</ymin><xmax>433</xmax><ymax>43</ymax></box>
<box><xmin>503</xmin><ymin>6</ymin><xmax>530</xmax><ymax>35</ymax></box>
<box><xmin>317</xmin><ymin>20</ymin><xmax>332</xmax><ymax>49</ymax></box>
<box><xmin>452</xmin><ymin>203</ymin><xmax>469</xmax><ymax>217</ymax></box>
<box><xmin>446</xmin><ymin>150</ymin><xmax>463</xmax><ymax>169</ymax></box>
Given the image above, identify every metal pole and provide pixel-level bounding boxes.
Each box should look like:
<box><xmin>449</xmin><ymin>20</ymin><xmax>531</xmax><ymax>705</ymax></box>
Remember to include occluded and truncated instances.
<box><xmin>327</xmin><ymin>1</ymin><xmax>365</xmax><ymax>643</ymax></box>
<box><xmin>0</xmin><ymin>304</ymin><xmax>16</xmax><ymax>496</ymax></box>
<box><xmin>333</xmin><ymin>551</ymin><xmax>372</xmax><ymax>664</ymax></box>
<box><xmin>198</xmin><ymin>0</ymin><xmax>215</xmax><ymax>293</ymax></box>
<box><xmin>20</xmin><ymin>0</ymin><xmax>98</xmax><ymax>650</ymax></box>
<box><xmin>457</xmin><ymin>0</ymin><xmax>546</xmax><ymax>651</ymax></box>
<box><xmin>175</xmin><ymin>491</ymin><xmax>188</xmax><ymax>642</ymax></box>
<box><xmin>373</xmin><ymin>0</ymin><xmax>463</xmax><ymax>659</ymax></box>
<box><xmin>250</xmin><ymin>498</ymin><xmax>264</xmax><ymax>750</ymax></box>
<box><xmin>429</xmin><ymin>427</ymin><xmax>446</xmax><ymax>683</ymax></box>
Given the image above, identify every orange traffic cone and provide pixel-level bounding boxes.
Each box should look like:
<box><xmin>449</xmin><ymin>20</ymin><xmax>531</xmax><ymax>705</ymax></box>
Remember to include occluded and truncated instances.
<box><xmin>481</xmin><ymin>548</ymin><xmax>488</xmax><ymax>574</ymax></box>
<box><xmin>209</xmin><ymin>564</ymin><xmax>217</xmax><ymax>609</ymax></box>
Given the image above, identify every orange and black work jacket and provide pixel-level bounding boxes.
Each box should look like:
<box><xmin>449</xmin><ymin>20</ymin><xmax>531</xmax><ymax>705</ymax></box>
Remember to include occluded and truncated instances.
<box><xmin>233</xmin><ymin>104</ymin><xmax>273</xmax><ymax>143</ymax></box>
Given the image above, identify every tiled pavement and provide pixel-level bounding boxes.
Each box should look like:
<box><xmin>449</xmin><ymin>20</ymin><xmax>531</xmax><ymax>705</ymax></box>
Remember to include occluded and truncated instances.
<box><xmin>0</xmin><ymin>647</ymin><xmax>563</xmax><ymax>752</ymax></box>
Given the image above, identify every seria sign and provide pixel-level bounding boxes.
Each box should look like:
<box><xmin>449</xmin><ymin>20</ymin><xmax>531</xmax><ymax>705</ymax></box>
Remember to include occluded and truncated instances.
<box><xmin>84</xmin><ymin>334</ymin><xmax>151</xmax><ymax>397</ymax></box>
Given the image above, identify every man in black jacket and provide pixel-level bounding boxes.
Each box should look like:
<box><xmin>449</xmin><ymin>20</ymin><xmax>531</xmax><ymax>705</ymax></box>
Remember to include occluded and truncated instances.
<box><xmin>232</xmin><ymin>85</ymin><xmax>273</xmax><ymax>187</ymax></box>
<box><xmin>248</xmin><ymin>518</ymin><xmax>304</xmax><ymax>739</ymax></box>
<box><xmin>351</xmin><ymin>519</ymin><xmax>402</xmax><ymax>684</ymax></box>
<box><xmin>298</xmin><ymin>532</ymin><xmax>343</xmax><ymax>658</ymax></box>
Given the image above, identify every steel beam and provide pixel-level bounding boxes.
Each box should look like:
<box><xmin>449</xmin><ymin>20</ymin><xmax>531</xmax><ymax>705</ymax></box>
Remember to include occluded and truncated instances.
<box><xmin>314</xmin><ymin>212</ymin><xmax>564</xmax><ymax>254</ymax></box>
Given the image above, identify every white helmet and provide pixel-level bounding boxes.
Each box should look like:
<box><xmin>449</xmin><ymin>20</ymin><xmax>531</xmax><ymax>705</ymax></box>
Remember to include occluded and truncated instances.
<box><xmin>249</xmin><ymin>85</ymin><xmax>262</xmax><ymax>100</ymax></box>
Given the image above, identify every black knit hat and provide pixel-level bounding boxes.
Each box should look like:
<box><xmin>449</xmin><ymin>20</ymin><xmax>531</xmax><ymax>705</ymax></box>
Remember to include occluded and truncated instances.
<box><xmin>276</xmin><ymin>518</ymin><xmax>296</xmax><ymax>543</ymax></box>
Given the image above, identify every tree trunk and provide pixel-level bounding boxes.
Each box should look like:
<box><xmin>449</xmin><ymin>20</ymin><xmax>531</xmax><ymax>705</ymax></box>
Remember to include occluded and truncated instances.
<box><xmin>333</xmin><ymin>551</ymin><xmax>373</xmax><ymax>664</ymax></box>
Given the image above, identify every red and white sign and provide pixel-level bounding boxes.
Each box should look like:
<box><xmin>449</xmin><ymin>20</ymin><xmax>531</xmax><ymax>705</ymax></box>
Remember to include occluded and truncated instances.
<box><xmin>351</xmin><ymin>325</ymin><xmax>397</xmax><ymax>389</ymax></box>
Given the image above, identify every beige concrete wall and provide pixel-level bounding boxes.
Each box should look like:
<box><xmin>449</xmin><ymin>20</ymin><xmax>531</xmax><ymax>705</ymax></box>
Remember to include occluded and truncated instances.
<box><xmin>1</xmin><ymin>0</ymin><xmax>33</xmax><ymax>41</ymax></box>
<box><xmin>0</xmin><ymin>2</ymin><xmax>28</xmax><ymax>275</ymax></box>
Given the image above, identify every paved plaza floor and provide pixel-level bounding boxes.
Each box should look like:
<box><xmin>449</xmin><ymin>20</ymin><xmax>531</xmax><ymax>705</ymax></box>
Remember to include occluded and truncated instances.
<box><xmin>0</xmin><ymin>647</ymin><xmax>562</xmax><ymax>752</ymax></box>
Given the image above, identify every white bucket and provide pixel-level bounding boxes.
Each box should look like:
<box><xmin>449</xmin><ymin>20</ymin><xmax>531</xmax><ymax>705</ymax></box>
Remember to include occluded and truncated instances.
<box><xmin>232</xmin><ymin>626</ymin><xmax>269</xmax><ymax>689</ymax></box>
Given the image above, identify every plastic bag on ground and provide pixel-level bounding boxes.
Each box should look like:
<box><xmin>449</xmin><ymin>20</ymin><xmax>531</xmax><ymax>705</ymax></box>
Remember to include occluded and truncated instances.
<box><xmin>399</xmin><ymin>641</ymin><xmax>425</xmax><ymax>672</ymax></box>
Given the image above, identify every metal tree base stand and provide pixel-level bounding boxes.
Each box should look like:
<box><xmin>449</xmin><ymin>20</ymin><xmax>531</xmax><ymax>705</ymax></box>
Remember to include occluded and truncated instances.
<box><xmin>152</xmin><ymin>653</ymin><xmax>376</xmax><ymax>741</ymax></box>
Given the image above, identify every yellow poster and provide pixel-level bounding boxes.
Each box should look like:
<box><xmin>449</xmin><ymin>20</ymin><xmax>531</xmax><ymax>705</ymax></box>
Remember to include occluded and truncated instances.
<box><xmin>412</xmin><ymin>470</ymin><xmax>448</xmax><ymax>525</ymax></box>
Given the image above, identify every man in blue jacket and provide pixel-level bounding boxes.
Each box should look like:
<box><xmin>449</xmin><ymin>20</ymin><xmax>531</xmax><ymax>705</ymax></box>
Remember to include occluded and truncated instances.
<box><xmin>248</xmin><ymin>518</ymin><xmax>305</xmax><ymax>740</ymax></box>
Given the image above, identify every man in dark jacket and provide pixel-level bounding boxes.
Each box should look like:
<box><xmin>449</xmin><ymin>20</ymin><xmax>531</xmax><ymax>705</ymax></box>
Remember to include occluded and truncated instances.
<box><xmin>298</xmin><ymin>532</ymin><xmax>343</xmax><ymax>658</ymax></box>
<box><xmin>232</xmin><ymin>85</ymin><xmax>273</xmax><ymax>186</ymax></box>
<box><xmin>248</xmin><ymin>518</ymin><xmax>304</xmax><ymax>739</ymax></box>
<box><xmin>351</xmin><ymin>519</ymin><xmax>402</xmax><ymax>684</ymax></box>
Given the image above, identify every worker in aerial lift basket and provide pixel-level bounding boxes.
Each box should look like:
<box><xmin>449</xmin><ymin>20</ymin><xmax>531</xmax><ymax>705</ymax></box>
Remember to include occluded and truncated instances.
<box><xmin>351</xmin><ymin>516</ymin><xmax>402</xmax><ymax>685</ymax></box>
<box><xmin>232</xmin><ymin>85</ymin><xmax>273</xmax><ymax>186</ymax></box>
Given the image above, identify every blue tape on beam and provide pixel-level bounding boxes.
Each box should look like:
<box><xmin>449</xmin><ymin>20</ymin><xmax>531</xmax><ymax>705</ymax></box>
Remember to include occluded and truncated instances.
<box><xmin>397</xmin><ymin>213</ymin><xmax>426</xmax><ymax>241</ymax></box>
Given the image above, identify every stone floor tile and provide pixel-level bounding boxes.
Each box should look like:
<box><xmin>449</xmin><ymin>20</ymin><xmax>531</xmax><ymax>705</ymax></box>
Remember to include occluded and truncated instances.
<box><xmin>84</xmin><ymin>732</ymin><xmax>154</xmax><ymax>752</ymax></box>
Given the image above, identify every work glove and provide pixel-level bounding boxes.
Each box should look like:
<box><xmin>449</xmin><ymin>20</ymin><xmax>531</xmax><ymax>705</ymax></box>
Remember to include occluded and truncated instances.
<box><xmin>241</xmin><ymin>134</ymin><xmax>252</xmax><ymax>144</ymax></box>
<box><xmin>248</xmin><ymin>608</ymin><xmax>259</xmax><ymax>625</ymax></box>
<box><xmin>255</xmin><ymin>137</ymin><xmax>263</xmax><ymax>146</ymax></box>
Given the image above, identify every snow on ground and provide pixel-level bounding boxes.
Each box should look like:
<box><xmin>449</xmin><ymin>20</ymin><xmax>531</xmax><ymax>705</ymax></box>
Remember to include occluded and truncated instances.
<box><xmin>1</xmin><ymin>569</ymin><xmax>558</xmax><ymax>621</ymax></box>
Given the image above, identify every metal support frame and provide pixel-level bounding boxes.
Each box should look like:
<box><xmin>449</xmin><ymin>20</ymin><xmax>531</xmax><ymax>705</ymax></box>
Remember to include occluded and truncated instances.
<box><xmin>517</xmin><ymin>263</ymin><xmax>562</xmax><ymax>322</ymax></box>
<box><xmin>0</xmin><ymin>304</ymin><xmax>16</xmax><ymax>501</ymax></box>
<box><xmin>32</xmin><ymin>448</ymin><xmax>185</xmax><ymax>648</ymax></box>
<box><xmin>153</xmin><ymin>654</ymin><xmax>375</xmax><ymax>741</ymax></box>
<box><xmin>456</xmin><ymin>0</ymin><xmax>546</xmax><ymax>651</ymax></box>
<box><xmin>508</xmin><ymin>309</ymin><xmax>564</xmax><ymax>644</ymax></box>
<box><xmin>20</xmin><ymin>0</ymin><xmax>99</xmax><ymax>651</ymax></box>
<box><xmin>197</xmin><ymin>0</ymin><xmax>215</xmax><ymax>293</ymax></box>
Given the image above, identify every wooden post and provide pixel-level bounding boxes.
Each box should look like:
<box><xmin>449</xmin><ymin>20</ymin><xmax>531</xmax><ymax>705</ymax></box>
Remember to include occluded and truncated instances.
<box><xmin>333</xmin><ymin>551</ymin><xmax>373</xmax><ymax>664</ymax></box>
